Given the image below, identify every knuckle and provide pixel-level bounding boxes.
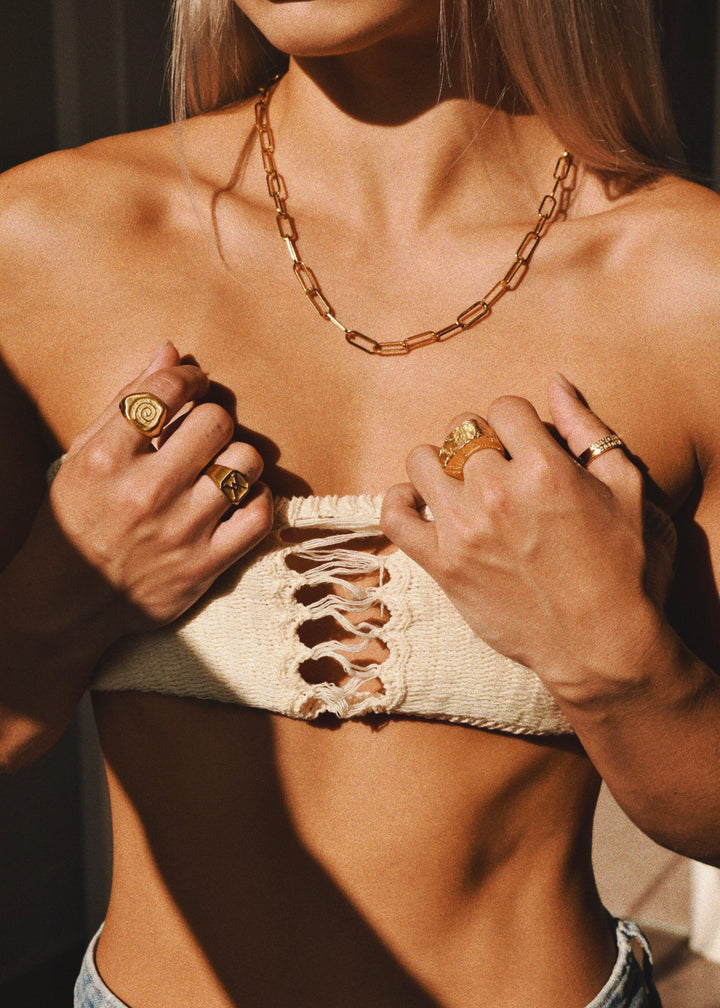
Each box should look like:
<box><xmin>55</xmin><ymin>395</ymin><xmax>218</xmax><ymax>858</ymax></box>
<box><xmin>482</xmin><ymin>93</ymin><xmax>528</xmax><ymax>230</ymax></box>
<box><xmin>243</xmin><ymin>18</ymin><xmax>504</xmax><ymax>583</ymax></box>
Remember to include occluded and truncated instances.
<box><xmin>214</xmin><ymin>441</ymin><xmax>265</xmax><ymax>481</ymax></box>
<box><xmin>117</xmin><ymin>474</ymin><xmax>161</xmax><ymax>519</ymax></box>
<box><xmin>241</xmin><ymin>445</ymin><xmax>265</xmax><ymax>479</ymax></box>
<box><xmin>487</xmin><ymin>395</ymin><xmax>529</xmax><ymax>428</ymax></box>
<box><xmin>144</xmin><ymin>368</ymin><xmax>190</xmax><ymax>407</ymax></box>
<box><xmin>405</xmin><ymin>445</ymin><xmax>423</xmax><ymax>470</ymax></box>
<box><xmin>524</xmin><ymin>446</ymin><xmax>554</xmax><ymax>486</ymax></box>
<box><xmin>478</xmin><ymin>480</ymin><xmax>508</xmax><ymax>514</ymax></box>
<box><xmin>405</xmin><ymin>444</ymin><xmax>436</xmax><ymax>479</ymax></box>
<box><xmin>194</xmin><ymin>402</ymin><xmax>236</xmax><ymax>443</ymax></box>
<box><xmin>488</xmin><ymin>394</ymin><xmax>524</xmax><ymax>415</ymax></box>
<box><xmin>447</xmin><ymin>504</ymin><xmax>484</xmax><ymax>548</ymax></box>
<box><xmin>244</xmin><ymin>486</ymin><xmax>274</xmax><ymax>535</ymax></box>
<box><xmin>78</xmin><ymin>438</ymin><xmax>120</xmax><ymax>479</ymax></box>
<box><xmin>446</xmin><ymin>410</ymin><xmax>480</xmax><ymax>431</ymax></box>
<box><xmin>379</xmin><ymin>500</ymin><xmax>402</xmax><ymax>541</ymax></box>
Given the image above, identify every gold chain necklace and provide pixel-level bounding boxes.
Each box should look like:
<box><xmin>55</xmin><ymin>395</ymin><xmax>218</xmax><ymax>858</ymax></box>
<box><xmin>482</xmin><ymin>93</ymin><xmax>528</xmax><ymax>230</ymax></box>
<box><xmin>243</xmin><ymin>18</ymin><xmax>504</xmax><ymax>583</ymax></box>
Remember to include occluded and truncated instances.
<box><xmin>254</xmin><ymin>83</ymin><xmax>572</xmax><ymax>356</ymax></box>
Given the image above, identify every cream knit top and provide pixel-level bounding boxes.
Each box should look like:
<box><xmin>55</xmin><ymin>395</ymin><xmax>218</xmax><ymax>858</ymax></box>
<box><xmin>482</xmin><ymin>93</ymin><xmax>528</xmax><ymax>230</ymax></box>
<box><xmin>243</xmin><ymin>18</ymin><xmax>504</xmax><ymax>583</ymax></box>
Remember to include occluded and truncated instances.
<box><xmin>91</xmin><ymin>493</ymin><xmax>677</xmax><ymax>737</ymax></box>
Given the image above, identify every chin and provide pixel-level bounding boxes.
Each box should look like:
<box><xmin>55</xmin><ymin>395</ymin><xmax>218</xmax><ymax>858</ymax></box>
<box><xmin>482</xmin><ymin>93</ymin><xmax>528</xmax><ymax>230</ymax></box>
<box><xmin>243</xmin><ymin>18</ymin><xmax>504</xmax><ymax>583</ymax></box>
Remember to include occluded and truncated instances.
<box><xmin>231</xmin><ymin>0</ymin><xmax>440</xmax><ymax>58</ymax></box>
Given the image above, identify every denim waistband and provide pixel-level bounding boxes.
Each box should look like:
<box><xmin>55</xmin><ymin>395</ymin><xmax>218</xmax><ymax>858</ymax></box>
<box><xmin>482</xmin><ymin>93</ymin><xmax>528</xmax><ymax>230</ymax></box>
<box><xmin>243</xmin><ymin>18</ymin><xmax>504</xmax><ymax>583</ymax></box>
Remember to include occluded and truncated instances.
<box><xmin>75</xmin><ymin>918</ymin><xmax>662</xmax><ymax>1007</ymax></box>
<box><xmin>74</xmin><ymin>927</ymin><xmax>127</xmax><ymax>1008</ymax></box>
<box><xmin>585</xmin><ymin>920</ymin><xmax>661</xmax><ymax>1008</ymax></box>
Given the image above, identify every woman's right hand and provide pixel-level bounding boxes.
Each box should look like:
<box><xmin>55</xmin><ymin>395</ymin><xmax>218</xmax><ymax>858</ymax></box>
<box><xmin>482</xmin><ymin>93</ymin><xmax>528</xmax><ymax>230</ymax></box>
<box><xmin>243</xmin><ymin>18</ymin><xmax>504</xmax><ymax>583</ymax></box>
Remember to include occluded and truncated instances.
<box><xmin>0</xmin><ymin>341</ymin><xmax>274</xmax><ymax>769</ymax></box>
<box><xmin>50</xmin><ymin>341</ymin><xmax>274</xmax><ymax>635</ymax></box>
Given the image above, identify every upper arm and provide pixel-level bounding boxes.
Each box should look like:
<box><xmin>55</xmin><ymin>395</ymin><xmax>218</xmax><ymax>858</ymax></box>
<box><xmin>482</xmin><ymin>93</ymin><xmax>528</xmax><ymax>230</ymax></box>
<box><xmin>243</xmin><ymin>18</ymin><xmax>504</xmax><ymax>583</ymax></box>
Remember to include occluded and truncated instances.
<box><xmin>0</xmin><ymin>131</ymin><xmax>184</xmax><ymax>567</ymax></box>
<box><xmin>0</xmin><ymin>158</ymin><xmax>70</xmax><ymax>564</ymax></box>
<box><xmin>660</xmin><ymin>197</ymin><xmax>720</xmax><ymax>670</ymax></box>
<box><xmin>0</xmin><ymin>151</ymin><xmax>105</xmax><ymax>566</ymax></box>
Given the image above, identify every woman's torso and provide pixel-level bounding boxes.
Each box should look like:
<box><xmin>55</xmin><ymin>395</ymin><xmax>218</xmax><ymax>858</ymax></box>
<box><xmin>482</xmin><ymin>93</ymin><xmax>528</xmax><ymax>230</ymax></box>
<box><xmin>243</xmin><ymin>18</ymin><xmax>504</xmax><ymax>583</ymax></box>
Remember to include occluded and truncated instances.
<box><xmin>2</xmin><ymin>97</ymin><xmax>713</xmax><ymax>1006</ymax></box>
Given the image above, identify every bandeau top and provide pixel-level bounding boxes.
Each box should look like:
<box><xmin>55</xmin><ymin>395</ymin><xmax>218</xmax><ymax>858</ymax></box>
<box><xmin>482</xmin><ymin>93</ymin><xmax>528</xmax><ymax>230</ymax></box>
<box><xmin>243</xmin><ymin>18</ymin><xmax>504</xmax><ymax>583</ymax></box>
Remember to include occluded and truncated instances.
<box><xmin>91</xmin><ymin>493</ymin><xmax>677</xmax><ymax>737</ymax></box>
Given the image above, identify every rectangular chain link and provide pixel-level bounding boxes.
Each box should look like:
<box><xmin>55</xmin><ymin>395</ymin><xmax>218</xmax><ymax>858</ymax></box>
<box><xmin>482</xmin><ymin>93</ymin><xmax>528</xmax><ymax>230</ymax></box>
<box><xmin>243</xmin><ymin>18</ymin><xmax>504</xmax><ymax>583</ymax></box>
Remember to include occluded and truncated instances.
<box><xmin>457</xmin><ymin>300</ymin><xmax>490</xmax><ymax>328</ymax></box>
<box><xmin>254</xmin><ymin>86</ymin><xmax>572</xmax><ymax>356</ymax></box>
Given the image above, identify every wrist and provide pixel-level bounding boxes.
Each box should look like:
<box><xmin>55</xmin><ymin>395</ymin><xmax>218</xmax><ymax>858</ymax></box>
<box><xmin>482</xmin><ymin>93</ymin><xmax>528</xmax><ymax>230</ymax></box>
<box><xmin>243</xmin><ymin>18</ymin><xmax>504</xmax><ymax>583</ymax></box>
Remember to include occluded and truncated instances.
<box><xmin>540</xmin><ymin>599</ymin><xmax>689</xmax><ymax>716</ymax></box>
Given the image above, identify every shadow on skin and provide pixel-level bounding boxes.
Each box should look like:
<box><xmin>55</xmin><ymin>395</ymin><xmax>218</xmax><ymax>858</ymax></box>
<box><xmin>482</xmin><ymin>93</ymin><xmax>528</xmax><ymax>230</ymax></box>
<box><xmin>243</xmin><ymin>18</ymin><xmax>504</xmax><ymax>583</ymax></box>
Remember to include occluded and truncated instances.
<box><xmin>668</xmin><ymin>475</ymin><xmax>720</xmax><ymax>671</ymax></box>
<box><xmin>182</xmin><ymin>361</ymin><xmax>315</xmax><ymax>499</ymax></box>
<box><xmin>94</xmin><ymin>691</ymin><xmax>444</xmax><ymax>1007</ymax></box>
<box><xmin>6</xmin><ymin>338</ymin><xmax>438</xmax><ymax>1002</ymax></box>
<box><xmin>0</xmin><ymin>352</ymin><xmax>439</xmax><ymax>1004</ymax></box>
<box><xmin>6</xmin><ymin>354</ymin><xmax>717</xmax><ymax>1005</ymax></box>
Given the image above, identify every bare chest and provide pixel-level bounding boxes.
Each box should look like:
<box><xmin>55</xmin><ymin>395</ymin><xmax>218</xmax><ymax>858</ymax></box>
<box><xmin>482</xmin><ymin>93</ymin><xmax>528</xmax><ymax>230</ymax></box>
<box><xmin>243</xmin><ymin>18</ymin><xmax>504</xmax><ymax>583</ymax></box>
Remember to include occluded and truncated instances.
<box><xmin>15</xmin><ymin>220</ymin><xmax>695</xmax><ymax>509</ymax></box>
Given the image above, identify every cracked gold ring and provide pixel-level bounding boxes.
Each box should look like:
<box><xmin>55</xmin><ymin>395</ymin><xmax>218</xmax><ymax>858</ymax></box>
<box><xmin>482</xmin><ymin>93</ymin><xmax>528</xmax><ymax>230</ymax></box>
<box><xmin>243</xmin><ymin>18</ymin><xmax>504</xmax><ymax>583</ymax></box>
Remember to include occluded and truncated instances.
<box><xmin>576</xmin><ymin>434</ymin><xmax>625</xmax><ymax>468</ymax></box>
<box><xmin>439</xmin><ymin>417</ymin><xmax>506</xmax><ymax>480</ymax></box>
<box><xmin>204</xmin><ymin>464</ymin><xmax>250</xmax><ymax>506</ymax></box>
<box><xmin>120</xmin><ymin>393</ymin><xmax>168</xmax><ymax>437</ymax></box>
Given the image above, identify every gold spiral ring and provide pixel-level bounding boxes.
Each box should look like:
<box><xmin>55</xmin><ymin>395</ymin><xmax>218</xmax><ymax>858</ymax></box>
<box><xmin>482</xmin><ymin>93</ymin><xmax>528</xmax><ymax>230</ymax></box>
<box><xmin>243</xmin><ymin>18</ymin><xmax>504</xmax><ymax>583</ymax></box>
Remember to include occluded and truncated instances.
<box><xmin>120</xmin><ymin>393</ymin><xmax>168</xmax><ymax>437</ymax></box>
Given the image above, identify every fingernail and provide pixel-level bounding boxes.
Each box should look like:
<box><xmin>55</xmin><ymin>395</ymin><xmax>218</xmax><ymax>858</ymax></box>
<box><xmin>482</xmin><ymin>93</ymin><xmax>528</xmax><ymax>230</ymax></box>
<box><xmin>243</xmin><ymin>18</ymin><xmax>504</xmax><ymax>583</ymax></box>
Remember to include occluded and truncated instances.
<box><xmin>148</xmin><ymin>340</ymin><xmax>176</xmax><ymax>368</ymax></box>
<box><xmin>554</xmin><ymin>372</ymin><xmax>578</xmax><ymax>397</ymax></box>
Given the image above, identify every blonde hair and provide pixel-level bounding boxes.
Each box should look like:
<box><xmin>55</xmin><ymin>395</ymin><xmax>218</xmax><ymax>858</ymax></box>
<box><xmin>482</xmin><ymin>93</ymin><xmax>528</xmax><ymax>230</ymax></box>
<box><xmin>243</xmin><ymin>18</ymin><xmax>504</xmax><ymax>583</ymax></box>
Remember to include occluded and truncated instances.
<box><xmin>170</xmin><ymin>0</ymin><xmax>682</xmax><ymax>188</ymax></box>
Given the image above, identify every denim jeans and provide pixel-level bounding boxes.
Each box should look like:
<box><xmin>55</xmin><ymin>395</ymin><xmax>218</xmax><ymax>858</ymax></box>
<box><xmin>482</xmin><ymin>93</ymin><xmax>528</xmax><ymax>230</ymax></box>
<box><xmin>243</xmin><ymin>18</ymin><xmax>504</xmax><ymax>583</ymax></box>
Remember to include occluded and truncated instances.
<box><xmin>74</xmin><ymin>918</ymin><xmax>662</xmax><ymax>1007</ymax></box>
<box><xmin>585</xmin><ymin>920</ymin><xmax>661</xmax><ymax>1008</ymax></box>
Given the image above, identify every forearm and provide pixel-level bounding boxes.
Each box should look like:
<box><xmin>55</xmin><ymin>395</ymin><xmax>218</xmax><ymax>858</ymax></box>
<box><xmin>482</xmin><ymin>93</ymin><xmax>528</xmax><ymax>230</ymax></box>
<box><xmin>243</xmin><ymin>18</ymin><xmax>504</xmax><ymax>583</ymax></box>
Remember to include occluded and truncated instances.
<box><xmin>557</xmin><ymin>620</ymin><xmax>720</xmax><ymax>866</ymax></box>
<box><xmin>0</xmin><ymin>521</ymin><xmax>120</xmax><ymax>771</ymax></box>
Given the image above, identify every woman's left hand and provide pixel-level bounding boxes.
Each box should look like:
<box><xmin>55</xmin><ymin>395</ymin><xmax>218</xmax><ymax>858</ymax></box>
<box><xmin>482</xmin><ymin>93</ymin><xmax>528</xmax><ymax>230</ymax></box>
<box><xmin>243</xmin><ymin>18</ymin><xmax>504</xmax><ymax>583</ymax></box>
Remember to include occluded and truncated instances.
<box><xmin>380</xmin><ymin>373</ymin><xmax>665</xmax><ymax>709</ymax></box>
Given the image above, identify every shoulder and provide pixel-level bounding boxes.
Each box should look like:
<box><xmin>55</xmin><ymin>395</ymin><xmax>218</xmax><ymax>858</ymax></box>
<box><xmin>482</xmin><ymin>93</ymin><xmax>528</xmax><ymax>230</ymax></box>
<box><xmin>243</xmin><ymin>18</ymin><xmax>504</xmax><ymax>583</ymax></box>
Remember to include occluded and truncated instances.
<box><xmin>0</xmin><ymin>102</ymin><xmax>256</xmax><ymax>354</ymax></box>
<box><xmin>562</xmin><ymin>173</ymin><xmax>720</xmax><ymax>480</ymax></box>
<box><xmin>576</xmin><ymin>174</ymin><xmax>720</xmax><ymax>300</ymax></box>
<box><xmin>610</xmin><ymin>176</ymin><xmax>720</xmax><ymax>472</ymax></box>
<box><xmin>0</xmin><ymin>101</ymin><xmax>256</xmax><ymax>286</ymax></box>
<box><xmin>0</xmin><ymin>126</ymin><xmax>185</xmax><ymax>274</ymax></box>
<box><xmin>614</xmin><ymin>175</ymin><xmax>720</xmax><ymax>283</ymax></box>
<box><xmin>584</xmin><ymin>175</ymin><xmax>720</xmax><ymax>357</ymax></box>
<box><xmin>0</xmin><ymin>129</ymin><xmax>172</xmax><ymax>321</ymax></box>
<box><xmin>0</xmin><ymin>105</ymin><xmax>255</xmax><ymax>438</ymax></box>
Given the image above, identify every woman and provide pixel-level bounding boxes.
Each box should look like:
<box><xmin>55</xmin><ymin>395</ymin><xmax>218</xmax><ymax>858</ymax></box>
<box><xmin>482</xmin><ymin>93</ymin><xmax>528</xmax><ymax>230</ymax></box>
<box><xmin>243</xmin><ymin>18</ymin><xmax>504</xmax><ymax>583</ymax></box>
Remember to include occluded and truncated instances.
<box><xmin>1</xmin><ymin>1</ymin><xmax>719</xmax><ymax>1005</ymax></box>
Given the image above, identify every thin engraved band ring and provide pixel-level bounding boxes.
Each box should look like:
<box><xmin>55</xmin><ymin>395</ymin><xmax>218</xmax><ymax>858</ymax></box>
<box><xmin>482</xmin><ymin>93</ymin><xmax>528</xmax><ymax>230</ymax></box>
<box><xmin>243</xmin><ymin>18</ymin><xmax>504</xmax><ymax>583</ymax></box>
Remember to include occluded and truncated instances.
<box><xmin>119</xmin><ymin>393</ymin><xmax>168</xmax><ymax>438</ymax></box>
<box><xmin>204</xmin><ymin>464</ymin><xmax>250</xmax><ymax>506</ymax></box>
<box><xmin>577</xmin><ymin>434</ymin><xmax>625</xmax><ymax>468</ymax></box>
<box><xmin>439</xmin><ymin>418</ymin><xmax>506</xmax><ymax>480</ymax></box>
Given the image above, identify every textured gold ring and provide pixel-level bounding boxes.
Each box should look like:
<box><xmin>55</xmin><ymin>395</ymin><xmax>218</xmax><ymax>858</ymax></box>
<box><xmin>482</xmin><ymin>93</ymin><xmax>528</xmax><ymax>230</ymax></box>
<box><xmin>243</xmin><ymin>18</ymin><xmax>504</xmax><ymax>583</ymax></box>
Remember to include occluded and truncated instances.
<box><xmin>204</xmin><ymin>464</ymin><xmax>250</xmax><ymax>506</ymax></box>
<box><xmin>439</xmin><ymin>418</ymin><xmax>506</xmax><ymax>480</ymax></box>
<box><xmin>120</xmin><ymin>393</ymin><xmax>168</xmax><ymax>438</ymax></box>
<box><xmin>577</xmin><ymin>434</ymin><xmax>625</xmax><ymax>468</ymax></box>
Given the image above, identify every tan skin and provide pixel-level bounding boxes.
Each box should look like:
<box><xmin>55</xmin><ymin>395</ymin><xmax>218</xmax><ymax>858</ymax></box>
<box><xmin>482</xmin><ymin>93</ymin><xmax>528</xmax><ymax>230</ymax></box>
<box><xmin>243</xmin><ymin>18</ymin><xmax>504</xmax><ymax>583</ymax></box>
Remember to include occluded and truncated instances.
<box><xmin>2</xmin><ymin>3</ymin><xmax>720</xmax><ymax>1005</ymax></box>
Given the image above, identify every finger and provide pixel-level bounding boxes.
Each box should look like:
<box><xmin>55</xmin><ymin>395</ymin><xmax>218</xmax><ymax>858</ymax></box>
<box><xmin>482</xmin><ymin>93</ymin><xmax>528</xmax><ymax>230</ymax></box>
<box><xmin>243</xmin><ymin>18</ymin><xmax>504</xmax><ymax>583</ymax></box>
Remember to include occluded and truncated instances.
<box><xmin>548</xmin><ymin>373</ymin><xmax>641</xmax><ymax>500</ymax></box>
<box><xmin>104</xmin><ymin>362</ymin><xmax>211</xmax><ymax>456</ymax></box>
<box><xmin>208</xmin><ymin>482</ymin><xmax>275</xmax><ymax>568</ymax></box>
<box><xmin>485</xmin><ymin>396</ymin><xmax>560</xmax><ymax>463</ymax></box>
<box><xmin>191</xmin><ymin>440</ymin><xmax>266</xmax><ymax>519</ymax></box>
<box><xmin>380</xmin><ymin>481</ymin><xmax>438</xmax><ymax>567</ymax></box>
<box><xmin>158</xmin><ymin>403</ymin><xmax>238</xmax><ymax>481</ymax></box>
<box><xmin>68</xmin><ymin>342</ymin><xmax>182</xmax><ymax>456</ymax></box>
<box><xmin>403</xmin><ymin>443</ymin><xmax>464</xmax><ymax>519</ymax></box>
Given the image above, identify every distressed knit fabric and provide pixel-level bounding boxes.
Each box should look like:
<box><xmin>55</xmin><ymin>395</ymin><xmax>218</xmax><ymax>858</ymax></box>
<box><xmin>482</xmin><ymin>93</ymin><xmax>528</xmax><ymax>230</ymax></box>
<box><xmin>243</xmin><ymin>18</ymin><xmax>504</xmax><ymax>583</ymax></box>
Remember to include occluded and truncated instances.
<box><xmin>91</xmin><ymin>493</ymin><xmax>677</xmax><ymax>736</ymax></box>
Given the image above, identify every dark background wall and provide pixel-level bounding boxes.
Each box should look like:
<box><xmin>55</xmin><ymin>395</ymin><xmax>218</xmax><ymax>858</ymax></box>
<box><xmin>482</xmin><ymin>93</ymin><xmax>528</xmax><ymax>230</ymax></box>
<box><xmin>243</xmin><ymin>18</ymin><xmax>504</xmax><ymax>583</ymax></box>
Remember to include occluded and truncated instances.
<box><xmin>0</xmin><ymin>0</ymin><xmax>170</xmax><ymax>171</ymax></box>
<box><xmin>0</xmin><ymin>2</ymin><xmax>717</xmax><ymax>1007</ymax></box>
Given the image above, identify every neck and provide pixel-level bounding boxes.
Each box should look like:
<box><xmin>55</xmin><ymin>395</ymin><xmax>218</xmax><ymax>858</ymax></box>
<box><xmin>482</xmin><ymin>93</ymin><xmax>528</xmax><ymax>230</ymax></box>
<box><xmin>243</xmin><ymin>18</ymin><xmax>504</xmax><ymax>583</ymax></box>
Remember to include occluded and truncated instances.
<box><xmin>267</xmin><ymin>57</ymin><xmax>563</xmax><ymax>234</ymax></box>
